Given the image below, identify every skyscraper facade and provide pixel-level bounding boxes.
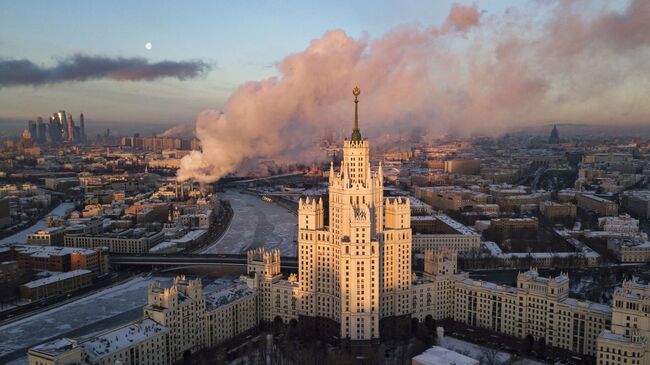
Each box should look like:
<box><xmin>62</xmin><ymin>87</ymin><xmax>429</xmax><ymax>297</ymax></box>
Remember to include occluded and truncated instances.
<box><xmin>67</xmin><ymin>113</ymin><xmax>76</xmax><ymax>142</ymax></box>
<box><xmin>36</xmin><ymin>117</ymin><xmax>47</xmax><ymax>143</ymax></box>
<box><xmin>294</xmin><ymin>87</ymin><xmax>413</xmax><ymax>340</ymax></box>
<box><xmin>28</xmin><ymin>120</ymin><xmax>37</xmax><ymax>141</ymax></box>
<box><xmin>79</xmin><ymin>112</ymin><xmax>86</xmax><ymax>142</ymax></box>
<box><xmin>549</xmin><ymin>124</ymin><xmax>560</xmax><ymax>144</ymax></box>
<box><xmin>57</xmin><ymin>110</ymin><xmax>67</xmax><ymax>141</ymax></box>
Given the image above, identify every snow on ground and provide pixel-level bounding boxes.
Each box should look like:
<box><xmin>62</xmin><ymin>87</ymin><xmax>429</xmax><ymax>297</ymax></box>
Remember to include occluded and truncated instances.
<box><xmin>0</xmin><ymin>303</ymin><xmax>17</xmax><ymax>312</ymax></box>
<box><xmin>0</xmin><ymin>275</ymin><xmax>172</xmax><ymax>364</ymax></box>
<box><xmin>0</xmin><ymin>202</ymin><xmax>75</xmax><ymax>245</ymax></box>
<box><xmin>200</xmin><ymin>191</ymin><xmax>297</xmax><ymax>256</ymax></box>
<box><xmin>438</xmin><ymin>336</ymin><xmax>546</xmax><ymax>365</ymax></box>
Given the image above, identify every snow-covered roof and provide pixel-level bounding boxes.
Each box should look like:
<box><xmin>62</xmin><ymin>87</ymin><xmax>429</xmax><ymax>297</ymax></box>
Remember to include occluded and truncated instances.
<box><xmin>31</xmin><ymin>338</ymin><xmax>78</xmax><ymax>357</ymax></box>
<box><xmin>481</xmin><ymin>241</ymin><xmax>503</xmax><ymax>256</ymax></box>
<box><xmin>413</xmin><ymin>345</ymin><xmax>479</xmax><ymax>365</ymax></box>
<box><xmin>29</xmin><ymin>227</ymin><xmax>65</xmax><ymax>234</ymax></box>
<box><xmin>560</xmin><ymin>297</ymin><xmax>611</xmax><ymax>314</ymax></box>
<box><xmin>579</xmin><ymin>193</ymin><xmax>616</xmax><ymax>204</ymax></box>
<box><xmin>408</xmin><ymin>196</ymin><xmax>430</xmax><ymax>207</ymax></box>
<box><xmin>598</xmin><ymin>330</ymin><xmax>646</xmax><ymax>346</ymax></box>
<box><xmin>520</xmin><ymin>269</ymin><xmax>569</xmax><ymax>284</ymax></box>
<box><xmin>434</xmin><ymin>214</ymin><xmax>477</xmax><ymax>235</ymax></box>
<box><xmin>22</xmin><ymin>269</ymin><xmax>92</xmax><ymax>288</ymax></box>
<box><xmin>204</xmin><ymin>283</ymin><xmax>255</xmax><ymax>311</ymax></box>
<box><xmin>14</xmin><ymin>244</ymin><xmax>96</xmax><ymax>258</ymax></box>
<box><xmin>148</xmin><ymin>241</ymin><xmax>178</xmax><ymax>253</ymax></box>
<box><xmin>82</xmin><ymin>318</ymin><xmax>168</xmax><ymax>361</ymax></box>
<box><xmin>458</xmin><ymin>278</ymin><xmax>517</xmax><ymax>293</ymax></box>
<box><xmin>171</xmin><ymin>229</ymin><xmax>207</xmax><ymax>243</ymax></box>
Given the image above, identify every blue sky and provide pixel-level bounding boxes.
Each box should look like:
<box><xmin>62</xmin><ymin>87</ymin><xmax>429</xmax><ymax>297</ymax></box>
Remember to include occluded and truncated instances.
<box><xmin>0</xmin><ymin>0</ymin><xmax>517</xmax><ymax>124</ymax></box>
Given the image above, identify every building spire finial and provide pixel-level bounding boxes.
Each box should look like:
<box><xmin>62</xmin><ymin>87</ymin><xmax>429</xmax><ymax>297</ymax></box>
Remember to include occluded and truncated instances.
<box><xmin>351</xmin><ymin>86</ymin><xmax>362</xmax><ymax>142</ymax></box>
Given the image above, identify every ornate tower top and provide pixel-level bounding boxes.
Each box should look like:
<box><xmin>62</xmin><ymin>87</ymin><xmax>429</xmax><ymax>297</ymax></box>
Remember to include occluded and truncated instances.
<box><xmin>351</xmin><ymin>86</ymin><xmax>362</xmax><ymax>142</ymax></box>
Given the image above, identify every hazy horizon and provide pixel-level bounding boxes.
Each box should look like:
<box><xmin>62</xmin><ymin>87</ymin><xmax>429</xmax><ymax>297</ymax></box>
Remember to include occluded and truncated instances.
<box><xmin>2</xmin><ymin>0</ymin><xmax>649</xmax><ymax>181</ymax></box>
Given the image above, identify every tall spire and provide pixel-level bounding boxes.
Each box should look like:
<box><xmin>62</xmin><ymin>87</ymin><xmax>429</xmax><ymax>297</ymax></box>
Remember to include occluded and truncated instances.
<box><xmin>351</xmin><ymin>86</ymin><xmax>362</xmax><ymax>142</ymax></box>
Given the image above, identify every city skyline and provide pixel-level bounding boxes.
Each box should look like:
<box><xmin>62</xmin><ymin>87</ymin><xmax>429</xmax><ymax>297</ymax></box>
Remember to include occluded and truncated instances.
<box><xmin>3</xmin><ymin>2</ymin><xmax>650</xmax><ymax>365</ymax></box>
<box><xmin>1</xmin><ymin>0</ymin><xmax>648</xmax><ymax>130</ymax></box>
<box><xmin>0</xmin><ymin>0</ymin><xmax>493</xmax><ymax>124</ymax></box>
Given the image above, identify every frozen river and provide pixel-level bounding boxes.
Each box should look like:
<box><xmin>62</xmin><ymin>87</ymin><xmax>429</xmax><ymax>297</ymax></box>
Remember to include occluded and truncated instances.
<box><xmin>199</xmin><ymin>190</ymin><xmax>297</xmax><ymax>256</ymax></box>
<box><xmin>0</xmin><ymin>202</ymin><xmax>75</xmax><ymax>245</ymax></box>
<box><xmin>0</xmin><ymin>275</ymin><xmax>172</xmax><ymax>364</ymax></box>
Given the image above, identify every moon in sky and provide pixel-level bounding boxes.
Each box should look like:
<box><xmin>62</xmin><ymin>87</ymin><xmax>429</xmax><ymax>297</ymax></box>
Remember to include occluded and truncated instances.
<box><xmin>145</xmin><ymin>42</ymin><xmax>152</xmax><ymax>50</ymax></box>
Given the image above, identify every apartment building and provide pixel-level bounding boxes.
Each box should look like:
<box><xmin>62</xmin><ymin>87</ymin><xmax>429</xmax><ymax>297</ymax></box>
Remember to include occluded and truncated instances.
<box><xmin>597</xmin><ymin>281</ymin><xmax>650</xmax><ymax>365</ymax></box>
<box><xmin>10</xmin><ymin>245</ymin><xmax>107</xmax><ymax>275</ymax></box>
<box><xmin>20</xmin><ymin>269</ymin><xmax>93</xmax><ymax>301</ymax></box>
<box><xmin>26</xmin><ymin>227</ymin><xmax>65</xmax><ymax>246</ymax></box>
<box><xmin>411</xmin><ymin>215</ymin><xmax>480</xmax><ymax>253</ymax></box>
<box><xmin>607</xmin><ymin>239</ymin><xmax>650</xmax><ymax>263</ymax></box>
<box><xmin>577</xmin><ymin>193</ymin><xmax>619</xmax><ymax>217</ymax></box>
<box><xmin>453</xmin><ymin>268</ymin><xmax>611</xmax><ymax>356</ymax></box>
<box><xmin>540</xmin><ymin>201</ymin><xmax>577</xmax><ymax>222</ymax></box>
<box><xmin>623</xmin><ymin>191</ymin><xmax>650</xmax><ymax>220</ymax></box>
<box><xmin>414</xmin><ymin>186</ymin><xmax>490</xmax><ymax>211</ymax></box>
<box><xmin>30</xmin><ymin>276</ymin><xmax>258</xmax><ymax>365</ymax></box>
<box><xmin>64</xmin><ymin>229</ymin><xmax>164</xmax><ymax>254</ymax></box>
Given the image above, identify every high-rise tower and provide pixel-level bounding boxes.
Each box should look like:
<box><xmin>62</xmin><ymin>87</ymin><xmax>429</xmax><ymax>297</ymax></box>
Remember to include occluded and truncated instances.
<box><xmin>79</xmin><ymin>113</ymin><xmax>86</xmax><ymax>143</ymax></box>
<box><xmin>297</xmin><ymin>87</ymin><xmax>412</xmax><ymax>340</ymax></box>
<box><xmin>57</xmin><ymin>111</ymin><xmax>68</xmax><ymax>141</ymax></box>
<box><xmin>549</xmin><ymin>124</ymin><xmax>560</xmax><ymax>144</ymax></box>
<box><xmin>36</xmin><ymin>117</ymin><xmax>47</xmax><ymax>143</ymax></box>
<box><xmin>67</xmin><ymin>113</ymin><xmax>76</xmax><ymax>142</ymax></box>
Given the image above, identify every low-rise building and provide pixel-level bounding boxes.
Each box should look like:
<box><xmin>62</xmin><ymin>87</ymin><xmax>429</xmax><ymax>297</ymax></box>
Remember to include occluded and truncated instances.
<box><xmin>44</xmin><ymin>177</ymin><xmax>79</xmax><ymax>192</ymax></box>
<box><xmin>444</xmin><ymin>159</ymin><xmax>480</xmax><ymax>175</ymax></box>
<box><xmin>497</xmin><ymin>191</ymin><xmax>551</xmax><ymax>212</ymax></box>
<box><xmin>540</xmin><ymin>201</ymin><xmax>577</xmax><ymax>222</ymax></box>
<box><xmin>0</xmin><ymin>197</ymin><xmax>11</xmax><ymax>228</ymax></box>
<box><xmin>64</xmin><ymin>229</ymin><xmax>164</xmax><ymax>254</ymax></box>
<box><xmin>473</xmin><ymin>204</ymin><xmax>499</xmax><ymax>215</ymax></box>
<box><xmin>414</xmin><ymin>186</ymin><xmax>490</xmax><ymax>211</ymax></box>
<box><xmin>0</xmin><ymin>260</ymin><xmax>20</xmax><ymax>284</ymax></box>
<box><xmin>489</xmin><ymin>217</ymin><xmax>538</xmax><ymax>239</ymax></box>
<box><xmin>623</xmin><ymin>190</ymin><xmax>650</xmax><ymax>220</ymax></box>
<box><xmin>28</xmin><ymin>338</ymin><xmax>84</xmax><ymax>365</ymax></box>
<box><xmin>11</xmin><ymin>245</ymin><xmax>107</xmax><ymax>275</ymax></box>
<box><xmin>599</xmin><ymin>214</ymin><xmax>639</xmax><ymax>233</ymax></box>
<box><xmin>19</xmin><ymin>269</ymin><xmax>93</xmax><ymax>301</ymax></box>
<box><xmin>27</xmin><ymin>227</ymin><xmax>66</xmax><ymax>246</ymax></box>
<box><xmin>577</xmin><ymin>193</ymin><xmax>618</xmax><ymax>216</ymax></box>
<box><xmin>607</xmin><ymin>238</ymin><xmax>650</xmax><ymax>263</ymax></box>
<box><xmin>411</xmin><ymin>215</ymin><xmax>480</xmax><ymax>253</ymax></box>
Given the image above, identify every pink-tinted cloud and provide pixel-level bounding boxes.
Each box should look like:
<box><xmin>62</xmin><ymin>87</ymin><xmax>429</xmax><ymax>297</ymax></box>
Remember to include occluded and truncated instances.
<box><xmin>178</xmin><ymin>0</ymin><xmax>650</xmax><ymax>183</ymax></box>
<box><xmin>445</xmin><ymin>3</ymin><xmax>481</xmax><ymax>31</ymax></box>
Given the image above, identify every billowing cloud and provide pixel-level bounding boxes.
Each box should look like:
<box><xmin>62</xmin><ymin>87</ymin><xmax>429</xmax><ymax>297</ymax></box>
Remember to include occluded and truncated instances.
<box><xmin>445</xmin><ymin>3</ymin><xmax>481</xmax><ymax>31</ymax></box>
<box><xmin>158</xmin><ymin>122</ymin><xmax>196</xmax><ymax>138</ymax></box>
<box><xmin>0</xmin><ymin>54</ymin><xmax>211</xmax><ymax>87</ymax></box>
<box><xmin>178</xmin><ymin>0</ymin><xmax>650</xmax><ymax>183</ymax></box>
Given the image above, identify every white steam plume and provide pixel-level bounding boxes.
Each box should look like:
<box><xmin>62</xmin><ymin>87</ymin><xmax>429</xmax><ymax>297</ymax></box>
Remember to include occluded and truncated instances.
<box><xmin>178</xmin><ymin>1</ymin><xmax>650</xmax><ymax>183</ymax></box>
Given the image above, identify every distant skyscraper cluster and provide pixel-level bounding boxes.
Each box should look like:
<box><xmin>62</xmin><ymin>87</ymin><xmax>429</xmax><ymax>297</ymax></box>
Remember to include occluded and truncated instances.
<box><xmin>26</xmin><ymin>111</ymin><xmax>86</xmax><ymax>145</ymax></box>
<box><xmin>548</xmin><ymin>124</ymin><xmax>560</xmax><ymax>144</ymax></box>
